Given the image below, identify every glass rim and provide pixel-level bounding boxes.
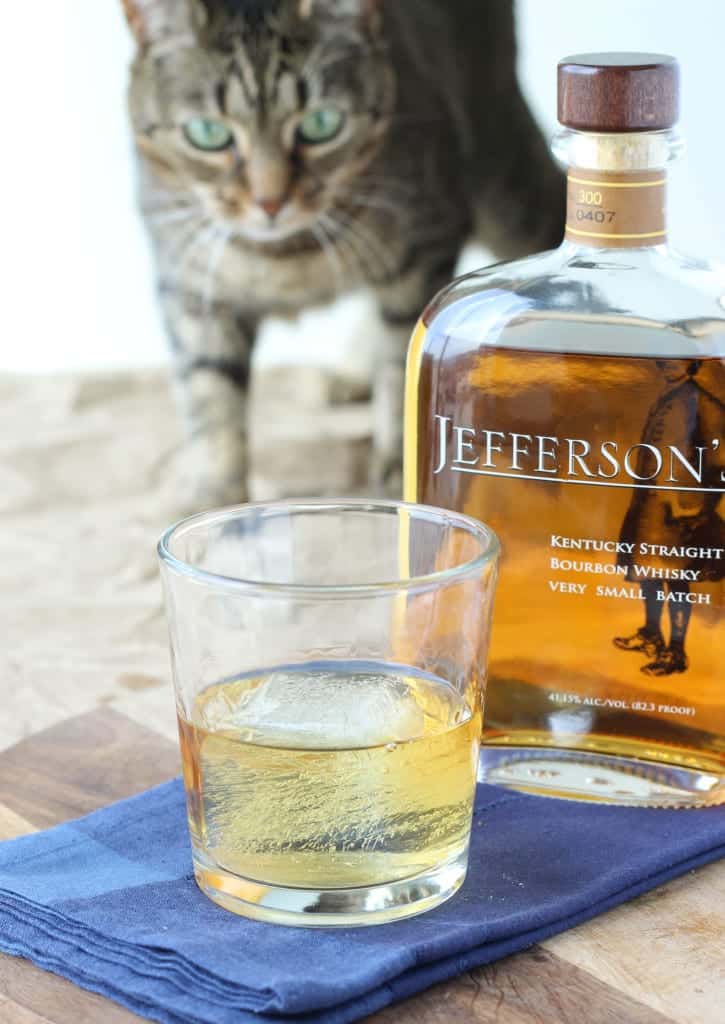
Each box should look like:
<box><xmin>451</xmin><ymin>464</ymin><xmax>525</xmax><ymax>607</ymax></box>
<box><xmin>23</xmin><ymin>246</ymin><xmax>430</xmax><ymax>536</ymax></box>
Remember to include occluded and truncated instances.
<box><xmin>157</xmin><ymin>498</ymin><xmax>500</xmax><ymax>598</ymax></box>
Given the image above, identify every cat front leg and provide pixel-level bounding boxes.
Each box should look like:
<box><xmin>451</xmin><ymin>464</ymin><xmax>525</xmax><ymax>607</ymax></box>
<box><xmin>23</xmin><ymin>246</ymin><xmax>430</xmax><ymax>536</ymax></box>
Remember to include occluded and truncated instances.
<box><xmin>373</xmin><ymin>257</ymin><xmax>458</xmax><ymax>496</ymax></box>
<box><xmin>159</xmin><ymin>283</ymin><xmax>257</xmax><ymax>512</ymax></box>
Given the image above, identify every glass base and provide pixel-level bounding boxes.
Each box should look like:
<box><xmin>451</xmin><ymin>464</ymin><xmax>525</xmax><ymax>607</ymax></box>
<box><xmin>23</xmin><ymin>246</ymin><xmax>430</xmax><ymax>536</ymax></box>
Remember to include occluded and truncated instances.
<box><xmin>192</xmin><ymin>846</ymin><xmax>468</xmax><ymax>927</ymax></box>
<box><xmin>480</xmin><ymin>747</ymin><xmax>725</xmax><ymax>807</ymax></box>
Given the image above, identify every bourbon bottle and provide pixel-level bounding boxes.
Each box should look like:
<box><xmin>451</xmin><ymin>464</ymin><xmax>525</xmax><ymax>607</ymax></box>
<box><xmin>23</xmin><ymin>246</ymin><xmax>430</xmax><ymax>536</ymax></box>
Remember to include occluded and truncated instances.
<box><xmin>405</xmin><ymin>54</ymin><xmax>725</xmax><ymax>806</ymax></box>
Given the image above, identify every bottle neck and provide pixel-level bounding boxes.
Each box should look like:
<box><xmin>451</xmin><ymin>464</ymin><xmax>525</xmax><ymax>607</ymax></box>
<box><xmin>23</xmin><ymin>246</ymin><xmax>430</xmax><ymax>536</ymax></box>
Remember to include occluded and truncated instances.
<box><xmin>553</xmin><ymin>127</ymin><xmax>683</xmax><ymax>252</ymax></box>
<box><xmin>565</xmin><ymin>166</ymin><xmax>667</xmax><ymax>249</ymax></box>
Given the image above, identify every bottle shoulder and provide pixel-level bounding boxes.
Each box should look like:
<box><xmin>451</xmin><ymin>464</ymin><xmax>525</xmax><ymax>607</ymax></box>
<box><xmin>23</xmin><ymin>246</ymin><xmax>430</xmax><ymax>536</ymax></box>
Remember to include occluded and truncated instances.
<box><xmin>422</xmin><ymin>244</ymin><xmax>725</xmax><ymax>360</ymax></box>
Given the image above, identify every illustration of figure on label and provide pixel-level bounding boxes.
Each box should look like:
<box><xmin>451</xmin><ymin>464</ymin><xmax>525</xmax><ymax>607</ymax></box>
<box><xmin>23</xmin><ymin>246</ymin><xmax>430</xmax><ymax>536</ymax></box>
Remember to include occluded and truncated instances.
<box><xmin>614</xmin><ymin>359</ymin><xmax>724</xmax><ymax>676</ymax></box>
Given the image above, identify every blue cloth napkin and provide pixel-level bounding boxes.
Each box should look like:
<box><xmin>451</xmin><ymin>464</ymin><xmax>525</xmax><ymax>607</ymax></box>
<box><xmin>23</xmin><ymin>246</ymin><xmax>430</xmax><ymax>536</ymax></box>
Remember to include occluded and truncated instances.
<box><xmin>0</xmin><ymin>779</ymin><xmax>723</xmax><ymax>1024</ymax></box>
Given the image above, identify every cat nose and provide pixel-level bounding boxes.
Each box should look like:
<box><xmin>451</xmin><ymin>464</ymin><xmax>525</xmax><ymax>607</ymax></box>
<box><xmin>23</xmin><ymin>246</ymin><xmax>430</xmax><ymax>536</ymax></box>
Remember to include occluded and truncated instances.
<box><xmin>256</xmin><ymin>197</ymin><xmax>285</xmax><ymax>220</ymax></box>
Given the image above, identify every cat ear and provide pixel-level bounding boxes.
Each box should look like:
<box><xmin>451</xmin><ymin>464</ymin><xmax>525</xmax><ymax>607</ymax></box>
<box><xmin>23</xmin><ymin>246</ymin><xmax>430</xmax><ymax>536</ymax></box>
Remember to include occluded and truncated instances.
<box><xmin>121</xmin><ymin>0</ymin><xmax>206</xmax><ymax>48</ymax></box>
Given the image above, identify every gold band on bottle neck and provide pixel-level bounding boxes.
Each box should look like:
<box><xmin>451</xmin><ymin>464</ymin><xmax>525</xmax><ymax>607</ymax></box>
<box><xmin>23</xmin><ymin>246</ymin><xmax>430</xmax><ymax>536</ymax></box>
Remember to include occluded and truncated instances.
<box><xmin>565</xmin><ymin>168</ymin><xmax>667</xmax><ymax>249</ymax></box>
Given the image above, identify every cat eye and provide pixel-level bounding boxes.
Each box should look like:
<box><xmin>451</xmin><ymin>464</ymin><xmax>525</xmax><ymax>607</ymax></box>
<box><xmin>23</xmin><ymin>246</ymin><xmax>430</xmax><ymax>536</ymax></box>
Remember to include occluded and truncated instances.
<box><xmin>183</xmin><ymin>118</ymin><xmax>234</xmax><ymax>152</ymax></box>
<box><xmin>296</xmin><ymin>107</ymin><xmax>345</xmax><ymax>145</ymax></box>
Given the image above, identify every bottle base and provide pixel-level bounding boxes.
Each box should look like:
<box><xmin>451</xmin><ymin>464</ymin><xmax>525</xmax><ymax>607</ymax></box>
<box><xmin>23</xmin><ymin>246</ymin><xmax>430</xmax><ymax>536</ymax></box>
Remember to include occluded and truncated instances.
<box><xmin>192</xmin><ymin>846</ymin><xmax>468</xmax><ymax>927</ymax></box>
<box><xmin>480</xmin><ymin>747</ymin><xmax>725</xmax><ymax>807</ymax></box>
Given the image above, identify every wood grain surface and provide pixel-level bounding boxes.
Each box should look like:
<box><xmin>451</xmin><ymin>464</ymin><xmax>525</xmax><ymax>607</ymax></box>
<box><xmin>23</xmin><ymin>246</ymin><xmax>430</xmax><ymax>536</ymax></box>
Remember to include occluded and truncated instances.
<box><xmin>0</xmin><ymin>370</ymin><xmax>722</xmax><ymax>1023</ymax></box>
<box><xmin>1</xmin><ymin>709</ymin><xmax>722</xmax><ymax>1024</ymax></box>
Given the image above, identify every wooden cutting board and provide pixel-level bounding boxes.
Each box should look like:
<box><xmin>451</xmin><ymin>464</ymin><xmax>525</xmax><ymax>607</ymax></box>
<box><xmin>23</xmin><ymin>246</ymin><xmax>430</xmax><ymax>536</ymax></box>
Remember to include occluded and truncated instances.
<box><xmin>0</xmin><ymin>708</ymin><xmax>722</xmax><ymax>1024</ymax></box>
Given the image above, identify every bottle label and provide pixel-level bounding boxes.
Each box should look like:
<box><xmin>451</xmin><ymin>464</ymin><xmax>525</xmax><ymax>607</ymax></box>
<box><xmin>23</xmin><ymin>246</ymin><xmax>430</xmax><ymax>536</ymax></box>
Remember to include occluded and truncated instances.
<box><xmin>408</xmin><ymin>340</ymin><xmax>725</xmax><ymax>744</ymax></box>
<box><xmin>565</xmin><ymin>168</ymin><xmax>666</xmax><ymax>248</ymax></box>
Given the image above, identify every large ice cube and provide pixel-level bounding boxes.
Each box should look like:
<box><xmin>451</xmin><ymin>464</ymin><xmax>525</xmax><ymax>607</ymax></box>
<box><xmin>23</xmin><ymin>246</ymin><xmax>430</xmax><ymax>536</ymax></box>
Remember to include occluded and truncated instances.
<box><xmin>201</xmin><ymin>666</ymin><xmax>426</xmax><ymax>749</ymax></box>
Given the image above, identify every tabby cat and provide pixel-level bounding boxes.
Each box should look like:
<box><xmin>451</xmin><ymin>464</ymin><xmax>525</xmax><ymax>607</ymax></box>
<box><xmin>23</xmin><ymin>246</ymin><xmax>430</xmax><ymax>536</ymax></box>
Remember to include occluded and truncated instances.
<box><xmin>122</xmin><ymin>0</ymin><xmax>564</xmax><ymax>505</ymax></box>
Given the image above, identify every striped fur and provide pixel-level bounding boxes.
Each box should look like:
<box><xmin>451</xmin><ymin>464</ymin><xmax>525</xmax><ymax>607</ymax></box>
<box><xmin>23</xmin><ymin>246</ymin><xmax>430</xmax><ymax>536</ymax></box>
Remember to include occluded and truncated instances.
<box><xmin>123</xmin><ymin>0</ymin><xmax>564</xmax><ymax>504</ymax></box>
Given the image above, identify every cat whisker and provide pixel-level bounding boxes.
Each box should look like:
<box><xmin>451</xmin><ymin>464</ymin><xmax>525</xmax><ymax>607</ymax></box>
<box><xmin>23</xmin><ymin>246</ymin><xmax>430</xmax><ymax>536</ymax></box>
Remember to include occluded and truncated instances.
<box><xmin>333</xmin><ymin>211</ymin><xmax>398</xmax><ymax>279</ymax></box>
<box><xmin>142</xmin><ymin>194</ymin><xmax>198</xmax><ymax>206</ymax></box>
<box><xmin>320</xmin><ymin>219</ymin><xmax>362</xmax><ymax>285</ymax></box>
<box><xmin>342</xmin><ymin>191</ymin><xmax>407</xmax><ymax>218</ymax></box>
<box><xmin>172</xmin><ymin>220</ymin><xmax>217</xmax><ymax>282</ymax></box>
<box><xmin>319</xmin><ymin>212</ymin><xmax>371</xmax><ymax>278</ymax></box>
<box><xmin>311</xmin><ymin>221</ymin><xmax>347</xmax><ymax>296</ymax></box>
<box><xmin>340</xmin><ymin>235</ymin><xmax>375</xmax><ymax>285</ymax></box>
<box><xmin>140</xmin><ymin>193</ymin><xmax>200</xmax><ymax>214</ymax></box>
<box><xmin>147</xmin><ymin>207</ymin><xmax>203</xmax><ymax>226</ymax></box>
<box><xmin>320</xmin><ymin>211</ymin><xmax>394</xmax><ymax>283</ymax></box>
<box><xmin>166</xmin><ymin>214</ymin><xmax>211</xmax><ymax>263</ymax></box>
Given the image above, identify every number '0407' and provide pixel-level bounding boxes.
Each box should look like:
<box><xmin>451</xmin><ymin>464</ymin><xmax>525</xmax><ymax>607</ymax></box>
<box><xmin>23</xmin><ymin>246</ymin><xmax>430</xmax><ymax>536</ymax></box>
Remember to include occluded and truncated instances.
<box><xmin>576</xmin><ymin>209</ymin><xmax>615</xmax><ymax>223</ymax></box>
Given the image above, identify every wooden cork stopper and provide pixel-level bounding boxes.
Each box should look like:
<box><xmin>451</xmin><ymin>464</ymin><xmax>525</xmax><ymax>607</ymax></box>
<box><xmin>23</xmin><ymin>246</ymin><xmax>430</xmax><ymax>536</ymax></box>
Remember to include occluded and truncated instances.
<box><xmin>558</xmin><ymin>53</ymin><xmax>679</xmax><ymax>132</ymax></box>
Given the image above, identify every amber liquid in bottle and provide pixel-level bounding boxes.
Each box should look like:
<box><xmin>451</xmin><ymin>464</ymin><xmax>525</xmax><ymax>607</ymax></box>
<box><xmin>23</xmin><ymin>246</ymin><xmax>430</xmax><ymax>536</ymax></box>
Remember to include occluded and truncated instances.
<box><xmin>404</xmin><ymin>54</ymin><xmax>724</xmax><ymax>806</ymax></box>
<box><xmin>407</xmin><ymin>332</ymin><xmax>724</xmax><ymax>805</ymax></box>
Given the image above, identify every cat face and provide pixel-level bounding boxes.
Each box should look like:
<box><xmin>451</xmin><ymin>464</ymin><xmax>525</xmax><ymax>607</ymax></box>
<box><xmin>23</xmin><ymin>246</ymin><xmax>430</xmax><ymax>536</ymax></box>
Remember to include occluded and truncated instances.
<box><xmin>126</xmin><ymin>0</ymin><xmax>394</xmax><ymax>243</ymax></box>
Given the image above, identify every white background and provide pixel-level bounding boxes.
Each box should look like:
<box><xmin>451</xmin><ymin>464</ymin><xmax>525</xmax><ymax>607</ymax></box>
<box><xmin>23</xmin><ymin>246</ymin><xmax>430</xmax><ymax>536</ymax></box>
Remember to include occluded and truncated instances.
<box><xmin>1</xmin><ymin>1</ymin><xmax>723</xmax><ymax>373</ymax></box>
